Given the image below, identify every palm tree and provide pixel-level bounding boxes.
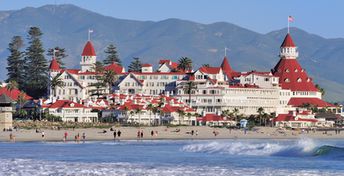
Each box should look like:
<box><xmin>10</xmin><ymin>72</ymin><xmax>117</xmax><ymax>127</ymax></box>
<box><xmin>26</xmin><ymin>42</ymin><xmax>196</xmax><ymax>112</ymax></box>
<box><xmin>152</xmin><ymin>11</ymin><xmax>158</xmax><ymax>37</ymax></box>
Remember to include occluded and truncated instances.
<box><xmin>50</xmin><ymin>74</ymin><xmax>64</xmax><ymax>97</ymax></box>
<box><xmin>135</xmin><ymin>108</ymin><xmax>142</xmax><ymax>126</ymax></box>
<box><xmin>262</xmin><ymin>113</ymin><xmax>269</xmax><ymax>127</ymax></box>
<box><xmin>177</xmin><ymin>109</ymin><xmax>185</xmax><ymax>125</ymax></box>
<box><xmin>152</xmin><ymin>106</ymin><xmax>159</xmax><ymax>125</ymax></box>
<box><xmin>177</xmin><ymin>57</ymin><xmax>192</xmax><ymax>71</ymax></box>
<box><xmin>186</xmin><ymin>112</ymin><xmax>192</xmax><ymax>125</ymax></box>
<box><xmin>257</xmin><ymin>107</ymin><xmax>265</xmax><ymax>126</ymax></box>
<box><xmin>315</xmin><ymin>84</ymin><xmax>325</xmax><ymax>96</ymax></box>
<box><xmin>146</xmin><ymin>103</ymin><xmax>154</xmax><ymax>126</ymax></box>
<box><xmin>232</xmin><ymin>108</ymin><xmax>239</xmax><ymax>122</ymax></box>
<box><xmin>16</xmin><ymin>91</ymin><xmax>28</xmax><ymax>119</ymax></box>
<box><xmin>123</xmin><ymin>106</ymin><xmax>129</xmax><ymax>124</ymax></box>
<box><xmin>183</xmin><ymin>81</ymin><xmax>197</xmax><ymax>107</ymax></box>
<box><xmin>6</xmin><ymin>80</ymin><xmax>18</xmax><ymax>98</ymax></box>
<box><xmin>221</xmin><ymin>109</ymin><xmax>231</xmax><ymax>120</ymax></box>
<box><xmin>103</xmin><ymin>70</ymin><xmax>117</xmax><ymax>94</ymax></box>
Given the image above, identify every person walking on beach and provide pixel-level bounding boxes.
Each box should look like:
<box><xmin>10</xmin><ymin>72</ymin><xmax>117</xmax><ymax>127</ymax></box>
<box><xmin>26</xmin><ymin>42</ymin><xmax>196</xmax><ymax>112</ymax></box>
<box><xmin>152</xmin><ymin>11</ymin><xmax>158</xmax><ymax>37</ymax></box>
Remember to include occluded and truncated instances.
<box><xmin>137</xmin><ymin>130</ymin><xmax>141</xmax><ymax>139</ymax></box>
<box><xmin>117</xmin><ymin>130</ymin><xmax>121</xmax><ymax>139</ymax></box>
<box><xmin>82</xmin><ymin>132</ymin><xmax>86</xmax><ymax>143</ymax></box>
<box><xmin>41</xmin><ymin>131</ymin><xmax>45</xmax><ymax>141</ymax></box>
<box><xmin>140</xmin><ymin>130</ymin><xmax>144</xmax><ymax>138</ymax></box>
<box><xmin>113</xmin><ymin>130</ymin><xmax>117</xmax><ymax>140</ymax></box>
<box><xmin>9</xmin><ymin>133</ymin><xmax>14</xmax><ymax>142</ymax></box>
<box><xmin>64</xmin><ymin>131</ymin><xmax>68</xmax><ymax>142</ymax></box>
<box><xmin>151</xmin><ymin>130</ymin><xmax>154</xmax><ymax>137</ymax></box>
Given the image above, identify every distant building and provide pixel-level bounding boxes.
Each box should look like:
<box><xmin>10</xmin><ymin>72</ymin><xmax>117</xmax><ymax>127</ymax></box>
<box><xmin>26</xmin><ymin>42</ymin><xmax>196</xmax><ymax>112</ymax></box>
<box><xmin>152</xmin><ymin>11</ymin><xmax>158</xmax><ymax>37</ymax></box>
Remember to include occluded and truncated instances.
<box><xmin>47</xmin><ymin>32</ymin><xmax>339</xmax><ymax>123</ymax></box>
<box><xmin>0</xmin><ymin>94</ymin><xmax>13</xmax><ymax>130</ymax></box>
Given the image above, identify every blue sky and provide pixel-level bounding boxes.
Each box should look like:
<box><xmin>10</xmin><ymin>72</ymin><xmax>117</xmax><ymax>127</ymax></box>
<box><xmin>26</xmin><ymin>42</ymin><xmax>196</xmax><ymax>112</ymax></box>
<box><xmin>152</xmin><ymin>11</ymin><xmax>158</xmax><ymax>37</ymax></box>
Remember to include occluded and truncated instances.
<box><xmin>1</xmin><ymin>0</ymin><xmax>343</xmax><ymax>38</ymax></box>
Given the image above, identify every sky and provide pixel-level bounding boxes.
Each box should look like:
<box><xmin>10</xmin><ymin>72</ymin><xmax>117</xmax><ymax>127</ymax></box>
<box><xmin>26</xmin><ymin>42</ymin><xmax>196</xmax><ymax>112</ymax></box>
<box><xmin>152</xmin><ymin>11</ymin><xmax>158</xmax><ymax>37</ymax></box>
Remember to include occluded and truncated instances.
<box><xmin>0</xmin><ymin>0</ymin><xmax>343</xmax><ymax>38</ymax></box>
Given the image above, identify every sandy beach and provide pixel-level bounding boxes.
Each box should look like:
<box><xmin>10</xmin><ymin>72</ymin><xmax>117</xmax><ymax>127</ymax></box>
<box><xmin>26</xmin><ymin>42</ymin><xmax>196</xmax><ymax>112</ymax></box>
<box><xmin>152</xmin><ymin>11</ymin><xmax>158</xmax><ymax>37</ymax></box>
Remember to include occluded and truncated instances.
<box><xmin>1</xmin><ymin>126</ymin><xmax>344</xmax><ymax>142</ymax></box>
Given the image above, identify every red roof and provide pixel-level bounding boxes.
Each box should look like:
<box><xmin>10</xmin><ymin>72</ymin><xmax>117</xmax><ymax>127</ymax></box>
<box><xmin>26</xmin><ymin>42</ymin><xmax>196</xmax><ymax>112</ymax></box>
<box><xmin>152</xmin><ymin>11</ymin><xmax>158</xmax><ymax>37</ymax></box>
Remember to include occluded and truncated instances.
<box><xmin>199</xmin><ymin>67</ymin><xmax>221</xmax><ymax>74</ymax></box>
<box><xmin>159</xmin><ymin>60</ymin><xmax>171</xmax><ymax>65</ymax></box>
<box><xmin>288</xmin><ymin>98</ymin><xmax>334</xmax><ymax>107</ymax></box>
<box><xmin>159</xmin><ymin>59</ymin><xmax>178</xmax><ymax>69</ymax></box>
<box><xmin>48</xmin><ymin>100</ymin><xmax>87</xmax><ymax>109</ymax></box>
<box><xmin>0</xmin><ymin>87</ymin><xmax>31</xmax><ymax>100</ymax></box>
<box><xmin>81</xmin><ymin>41</ymin><xmax>96</xmax><ymax>56</ymax></box>
<box><xmin>142</xmin><ymin>63</ymin><xmax>152</xmax><ymax>67</ymax></box>
<box><xmin>104</xmin><ymin>62</ymin><xmax>124</xmax><ymax>74</ymax></box>
<box><xmin>49</xmin><ymin>58</ymin><xmax>61</xmax><ymax>71</ymax></box>
<box><xmin>273</xmin><ymin>58</ymin><xmax>318</xmax><ymax>91</ymax></box>
<box><xmin>273</xmin><ymin>113</ymin><xmax>318</xmax><ymax>123</ymax></box>
<box><xmin>281</xmin><ymin>33</ymin><xmax>296</xmax><ymax>47</ymax></box>
<box><xmin>197</xmin><ymin>114</ymin><xmax>225</xmax><ymax>122</ymax></box>
<box><xmin>221</xmin><ymin>56</ymin><xmax>234</xmax><ymax>79</ymax></box>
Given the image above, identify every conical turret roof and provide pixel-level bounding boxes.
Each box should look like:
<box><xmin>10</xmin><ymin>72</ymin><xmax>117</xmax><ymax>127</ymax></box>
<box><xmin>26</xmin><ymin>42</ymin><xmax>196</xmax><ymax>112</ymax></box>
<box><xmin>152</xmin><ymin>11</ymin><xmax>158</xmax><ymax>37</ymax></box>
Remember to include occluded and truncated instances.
<box><xmin>280</xmin><ymin>33</ymin><xmax>296</xmax><ymax>47</ymax></box>
<box><xmin>221</xmin><ymin>56</ymin><xmax>235</xmax><ymax>79</ymax></box>
<box><xmin>82</xmin><ymin>41</ymin><xmax>96</xmax><ymax>56</ymax></box>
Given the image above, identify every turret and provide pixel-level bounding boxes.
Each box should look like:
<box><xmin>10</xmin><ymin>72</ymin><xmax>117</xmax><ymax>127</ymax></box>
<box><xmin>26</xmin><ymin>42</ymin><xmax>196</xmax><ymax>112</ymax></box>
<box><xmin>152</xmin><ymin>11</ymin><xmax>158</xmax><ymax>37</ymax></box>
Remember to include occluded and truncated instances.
<box><xmin>80</xmin><ymin>41</ymin><xmax>97</xmax><ymax>72</ymax></box>
<box><xmin>279</xmin><ymin>33</ymin><xmax>298</xmax><ymax>59</ymax></box>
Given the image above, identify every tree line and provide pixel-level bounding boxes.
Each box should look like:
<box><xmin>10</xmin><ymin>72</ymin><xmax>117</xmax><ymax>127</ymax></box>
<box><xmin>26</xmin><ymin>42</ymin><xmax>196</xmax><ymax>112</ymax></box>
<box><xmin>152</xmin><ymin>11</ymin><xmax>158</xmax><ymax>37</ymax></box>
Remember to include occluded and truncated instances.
<box><xmin>6</xmin><ymin>26</ymin><xmax>121</xmax><ymax>99</ymax></box>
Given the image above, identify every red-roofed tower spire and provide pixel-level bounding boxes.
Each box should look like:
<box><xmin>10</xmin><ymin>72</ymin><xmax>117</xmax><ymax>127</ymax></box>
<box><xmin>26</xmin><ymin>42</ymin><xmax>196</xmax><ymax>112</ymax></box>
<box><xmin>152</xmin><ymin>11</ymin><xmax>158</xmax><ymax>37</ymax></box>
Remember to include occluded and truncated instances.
<box><xmin>80</xmin><ymin>30</ymin><xmax>97</xmax><ymax>72</ymax></box>
<box><xmin>49</xmin><ymin>57</ymin><xmax>61</xmax><ymax>72</ymax></box>
<box><xmin>221</xmin><ymin>56</ymin><xmax>235</xmax><ymax>80</ymax></box>
<box><xmin>279</xmin><ymin>33</ymin><xmax>298</xmax><ymax>59</ymax></box>
<box><xmin>273</xmin><ymin>33</ymin><xmax>318</xmax><ymax>93</ymax></box>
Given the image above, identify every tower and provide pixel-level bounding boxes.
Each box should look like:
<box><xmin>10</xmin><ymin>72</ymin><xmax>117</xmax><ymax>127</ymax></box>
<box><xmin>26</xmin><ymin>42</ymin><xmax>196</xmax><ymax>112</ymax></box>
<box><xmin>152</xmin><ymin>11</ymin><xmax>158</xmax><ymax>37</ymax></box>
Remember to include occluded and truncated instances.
<box><xmin>273</xmin><ymin>33</ymin><xmax>319</xmax><ymax>95</ymax></box>
<box><xmin>279</xmin><ymin>33</ymin><xmax>299</xmax><ymax>59</ymax></box>
<box><xmin>80</xmin><ymin>41</ymin><xmax>97</xmax><ymax>72</ymax></box>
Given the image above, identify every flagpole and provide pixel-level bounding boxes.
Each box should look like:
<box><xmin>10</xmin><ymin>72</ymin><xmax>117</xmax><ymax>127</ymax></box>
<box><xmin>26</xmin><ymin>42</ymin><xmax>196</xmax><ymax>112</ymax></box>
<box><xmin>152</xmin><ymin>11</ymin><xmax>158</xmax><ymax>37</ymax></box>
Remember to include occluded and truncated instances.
<box><xmin>88</xmin><ymin>29</ymin><xmax>90</xmax><ymax>41</ymax></box>
<box><xmin>287</xmin><ymin>16</ymin><xmax>290</xmax><ymax>34</ymax></box>
<box><xmin>224</xmin><ymin>47</ymin><xmax>227</xmax><ymax>57</ymax></box>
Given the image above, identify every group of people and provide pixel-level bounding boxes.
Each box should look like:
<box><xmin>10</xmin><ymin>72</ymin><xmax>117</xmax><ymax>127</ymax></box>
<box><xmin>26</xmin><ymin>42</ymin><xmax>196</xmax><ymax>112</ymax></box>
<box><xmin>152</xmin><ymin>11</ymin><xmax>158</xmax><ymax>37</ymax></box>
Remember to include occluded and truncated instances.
<box><xmin>62</xmin><ymin>131</ymin><xmax>86</xmax><ymax>143</ymax></box>
<box><xmin>137</xmin><ymin>130</ymin><xmax>144</xmax><ymax>139</ymax></box>
<box><xmin>112</xmin><ymin>129</ymin><xmax>122</xmax><ymax>140</ymax></box>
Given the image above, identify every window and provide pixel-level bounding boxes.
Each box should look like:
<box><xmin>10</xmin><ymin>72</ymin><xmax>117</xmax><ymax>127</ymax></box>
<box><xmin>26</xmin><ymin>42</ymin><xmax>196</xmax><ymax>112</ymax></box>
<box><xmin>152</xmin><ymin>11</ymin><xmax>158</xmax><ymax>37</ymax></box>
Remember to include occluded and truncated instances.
<box><xmin>265</xmin><ymin>78</ymin><xmax>269</xmax><ymax>81</ymax></box>
<box><xmin>294</xmin><ymin>69</ymin><xmax>298</xmax><ymax>72</ymax></box>
<box><xmin>297</xmin><ymin>78</ymin><xmax>302</xmax><ymax>82</ymax></box>
<box><xmin>285</xmin><ymin>69</ymin><xmax>290</xmax><ymax>73</ymax></box>
<box><xmin>284</xmin><ymin>78</ymin><xmax>290</xmax><ymax>83</ymax></box>
<box><xmin>307</xmin><ymin>78</ymin><xmax>311</xmax><ymax>82</ymax></box>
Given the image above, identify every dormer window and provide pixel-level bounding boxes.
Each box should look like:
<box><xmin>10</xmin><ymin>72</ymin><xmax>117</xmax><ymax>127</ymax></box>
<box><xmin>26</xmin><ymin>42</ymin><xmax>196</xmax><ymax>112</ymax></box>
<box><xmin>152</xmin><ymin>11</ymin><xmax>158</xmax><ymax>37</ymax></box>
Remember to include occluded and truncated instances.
<box><xmin>284</xmin><ymin>78</ymin><xmax>290</xmax><ymax>83</ymax></box>
<box><xmin>301</xmin><ymin>69</ymin><xmax>304</xmax><ymax>72</ymax></box>
<box><xmin>307</xmin><ymin>78</ymin><xmax>311</xmax><ymax>82</ymax></box>
<box><xmin>297</xmin><ymin>78</ymin><xmax>302</xmax><ymax>82</ymax></box>
<box><xmin>285</xmin><ymin>69</ymin><xmax>290</xmax><ymax>73</ymax></box>
<box><xmin>294</xmin><ymin>69</ymin><xmax>298</xmax><ymax>72</ymax></box>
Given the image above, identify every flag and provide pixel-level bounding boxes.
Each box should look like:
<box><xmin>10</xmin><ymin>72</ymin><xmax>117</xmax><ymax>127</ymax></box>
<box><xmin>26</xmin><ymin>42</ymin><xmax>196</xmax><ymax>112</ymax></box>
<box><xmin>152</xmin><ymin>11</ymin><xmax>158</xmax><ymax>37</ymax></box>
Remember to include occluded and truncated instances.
<box><xmin>288</xmin><ymin>16</ymin><xmax>294</xmax><ymax>22</ymax></box>
<box><xmin>89</xmin><ymin>29</ymin><xmax>94</xmax><ymax>33</ymax></box>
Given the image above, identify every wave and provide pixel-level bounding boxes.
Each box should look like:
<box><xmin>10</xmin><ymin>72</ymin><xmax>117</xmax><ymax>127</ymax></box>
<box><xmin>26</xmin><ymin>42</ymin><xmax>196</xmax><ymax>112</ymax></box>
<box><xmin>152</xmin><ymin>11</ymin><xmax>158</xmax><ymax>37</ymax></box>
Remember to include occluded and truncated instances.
<box><xmin>0</xmin><ymin>158</ymin><xmax>341</xmax><ymax>176</ymax></box>
<box><xmin>181</xmin><ymin>138</ymin><xmax>344</xmax><ymax>159</ymax></box>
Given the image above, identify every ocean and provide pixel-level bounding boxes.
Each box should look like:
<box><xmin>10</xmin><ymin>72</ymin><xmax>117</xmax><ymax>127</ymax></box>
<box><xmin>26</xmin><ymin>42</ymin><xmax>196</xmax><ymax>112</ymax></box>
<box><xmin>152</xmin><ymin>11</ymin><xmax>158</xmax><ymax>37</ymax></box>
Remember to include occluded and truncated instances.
<box><xmin>0</xmin><ymin>138</ymin><xmax>344</xmax><ymax>176</ymax></box>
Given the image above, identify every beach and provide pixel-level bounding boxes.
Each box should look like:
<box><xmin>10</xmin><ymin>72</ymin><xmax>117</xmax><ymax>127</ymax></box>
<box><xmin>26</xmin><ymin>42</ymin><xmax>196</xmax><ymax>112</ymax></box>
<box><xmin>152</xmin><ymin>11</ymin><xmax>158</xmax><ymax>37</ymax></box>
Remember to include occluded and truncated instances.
<box><xmin>1</xmin><ymin>126</ymin><xmax>344</xmax><ymax>142</ymax></box>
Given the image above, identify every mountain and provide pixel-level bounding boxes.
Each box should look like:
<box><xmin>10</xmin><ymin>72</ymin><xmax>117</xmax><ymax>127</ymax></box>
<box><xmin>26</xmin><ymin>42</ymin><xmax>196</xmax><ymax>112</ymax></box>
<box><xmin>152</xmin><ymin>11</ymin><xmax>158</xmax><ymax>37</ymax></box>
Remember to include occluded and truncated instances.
<box><xmin>0</xmin><ymin>4</ymin><xmax>343</xmax><ymax>102</ymax></box>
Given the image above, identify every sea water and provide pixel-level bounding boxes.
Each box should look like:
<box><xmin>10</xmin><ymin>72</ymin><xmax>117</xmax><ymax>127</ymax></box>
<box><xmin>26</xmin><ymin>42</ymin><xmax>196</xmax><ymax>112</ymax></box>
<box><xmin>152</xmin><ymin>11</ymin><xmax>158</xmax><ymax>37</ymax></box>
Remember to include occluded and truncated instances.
<box><xmin>0</xmin><ymin>138</ymin><xmax>344</xmax><ymax>175</ymax></box>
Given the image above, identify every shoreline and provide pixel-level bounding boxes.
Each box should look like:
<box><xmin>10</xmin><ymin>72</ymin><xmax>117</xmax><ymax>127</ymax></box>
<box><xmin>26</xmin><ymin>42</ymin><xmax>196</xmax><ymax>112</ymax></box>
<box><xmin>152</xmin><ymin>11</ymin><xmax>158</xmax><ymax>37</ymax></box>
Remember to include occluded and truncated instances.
<box><xmin>1</xmin><ymin>126</ymin><xmax>344</xmax><ymax>142</ymax></box>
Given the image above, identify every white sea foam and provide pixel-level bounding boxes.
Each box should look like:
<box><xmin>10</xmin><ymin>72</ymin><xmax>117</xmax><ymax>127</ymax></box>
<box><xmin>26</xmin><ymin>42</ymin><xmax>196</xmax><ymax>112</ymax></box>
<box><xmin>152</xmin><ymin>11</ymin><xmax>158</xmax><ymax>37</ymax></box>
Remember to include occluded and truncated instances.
<box><xmin>181</xmin><ymin>138</ymin><xmax>319</xmax><ymax>157</ymax></box>
<box><xmin>0</xmin><ymin>158</ymin><xmax>340</xmax><ymax>176</ymax></box>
